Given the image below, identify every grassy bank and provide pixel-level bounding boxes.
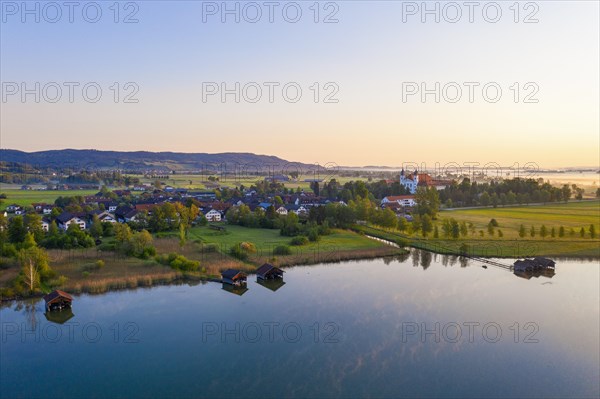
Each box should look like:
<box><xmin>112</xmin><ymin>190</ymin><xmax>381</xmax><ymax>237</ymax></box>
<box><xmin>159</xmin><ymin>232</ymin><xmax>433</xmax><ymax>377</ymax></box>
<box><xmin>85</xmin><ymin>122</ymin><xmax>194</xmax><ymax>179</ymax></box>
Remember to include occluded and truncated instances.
<box><xmin>0</xmin><ymin>226</ymin><xmax>403</xmax><ymax>299</ymax></box>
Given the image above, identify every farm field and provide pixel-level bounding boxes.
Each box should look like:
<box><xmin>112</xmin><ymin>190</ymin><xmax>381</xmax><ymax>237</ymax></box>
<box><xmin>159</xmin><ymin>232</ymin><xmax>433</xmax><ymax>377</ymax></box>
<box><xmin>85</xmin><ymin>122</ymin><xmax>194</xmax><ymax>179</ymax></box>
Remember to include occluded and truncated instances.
<box><xmin>0</xmin><ymin>189</ymin><xmax>101</xmax><ymax>210</ymax></box>
<box><xmin>441</xmin><ymin>200</ymin><xmax>600</xmax><ymax>239</ymax></box>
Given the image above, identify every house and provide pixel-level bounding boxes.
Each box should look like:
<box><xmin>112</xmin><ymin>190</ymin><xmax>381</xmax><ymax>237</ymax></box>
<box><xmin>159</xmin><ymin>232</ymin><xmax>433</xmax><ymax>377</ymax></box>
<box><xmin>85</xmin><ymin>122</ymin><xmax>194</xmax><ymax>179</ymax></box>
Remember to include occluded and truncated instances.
<box><xmin>32</xmin><ymin>203</ymin><xmax>51</xmax><ymax>213</ymax></box>
<box><xmin>256</xmin><ymin>263</ymin><xmax>284</xmax><ymax>280</ymax></box>
<box><xmin>221</xmin><ymin>269</ymin><xmax>247</xmax><ymax>286</ymax></box>
<box><xmin>91</xmin><ymin>211</ymin><xmax>117</xmax><ymax>224</ymax></box>
<box><xmin>43</xmin><ymin>290</ymin><xmax>73</xmax><ymax>312</ymax></box>
<box><xmin>204</xmin><ymin>209</ymin><xmax>222</xmax><ymax>222</ymax></box>
<box><xmin>115</xmin><ymin>206</ymin><xmax>138</xmax><ymax>223</ymax></box>
<box><xmin>42</xmin><ymin>205</ymin><xmax>54</xmax><ymax>215</ymax></box>
<box><xmin>56</xmin><ymin>212</ymin><xmax>87</xmax><ymax>231</ymax></box>
<box><xmin>285</xmin><ymin>205</ymin><xmax>308</xmax><ymax>215</ymax></box>
<box><xmin>258</xmin><ymin>202</ymin><xmax>272</xmax><ymax>210</ymax></box>
<box><xmin>381</xmin><ymin>195</ymin><xmax>416</xmax><ymax>207</ymax></box>
<box><xmin>41</xmin><ymin>218</ymin><xmax>51</xmax><ymax>232</ymax></box>
<box><xmin>275</xmin><ymin>206</ymin><xmax>288</xmax><ymax>215</ymax></box>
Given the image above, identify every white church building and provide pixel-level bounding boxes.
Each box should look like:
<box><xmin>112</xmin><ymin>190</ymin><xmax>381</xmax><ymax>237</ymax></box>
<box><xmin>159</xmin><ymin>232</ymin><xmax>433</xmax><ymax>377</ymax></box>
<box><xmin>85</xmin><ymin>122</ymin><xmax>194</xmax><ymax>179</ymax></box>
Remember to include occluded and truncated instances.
<box><xmin>400</xmin><ymin>169</ymin><xmax>419</xmax><ymax>194</ymax></box>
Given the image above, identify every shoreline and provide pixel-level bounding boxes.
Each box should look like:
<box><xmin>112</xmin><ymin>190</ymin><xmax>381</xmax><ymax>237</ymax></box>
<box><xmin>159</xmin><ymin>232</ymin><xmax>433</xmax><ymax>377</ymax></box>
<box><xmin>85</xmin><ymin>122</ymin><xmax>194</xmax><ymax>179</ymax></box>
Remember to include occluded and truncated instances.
<box><xmin>0</xmin><ymin>246</ymin><xmax>406</xmax><ymax>303</ymax></box>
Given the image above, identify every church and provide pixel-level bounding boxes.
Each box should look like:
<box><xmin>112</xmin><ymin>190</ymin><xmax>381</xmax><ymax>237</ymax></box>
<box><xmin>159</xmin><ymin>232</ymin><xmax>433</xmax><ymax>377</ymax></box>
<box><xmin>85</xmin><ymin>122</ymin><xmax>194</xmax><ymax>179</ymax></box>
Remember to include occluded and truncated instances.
<box><xmin>400</xmin><ymin>169</ymin><xmax>419</xmax><ymax>194</ymax></box>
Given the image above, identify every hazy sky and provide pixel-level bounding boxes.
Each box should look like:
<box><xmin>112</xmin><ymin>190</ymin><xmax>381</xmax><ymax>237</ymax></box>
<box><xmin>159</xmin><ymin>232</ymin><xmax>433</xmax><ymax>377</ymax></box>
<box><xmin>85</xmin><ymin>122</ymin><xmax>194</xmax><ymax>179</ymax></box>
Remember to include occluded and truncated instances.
<box><xmin>1</xmin><ymin>1</ymin><xmax>598</xmax><ymax>167</ymax></box>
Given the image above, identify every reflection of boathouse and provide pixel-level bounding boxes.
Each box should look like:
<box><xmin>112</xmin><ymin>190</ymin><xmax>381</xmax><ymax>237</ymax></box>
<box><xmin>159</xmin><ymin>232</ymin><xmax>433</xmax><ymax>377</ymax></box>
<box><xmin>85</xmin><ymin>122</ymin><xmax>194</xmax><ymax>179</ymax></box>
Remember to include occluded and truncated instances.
<box><xmin>44</xmin><ymin>308</ymin><xmax>75</xmax><ymax>324</ymax></box>
<box><xmin>43</xmin><ymin>290</ymin><xmax>73</xmax><ymax>312</ymax></box>
<box><xmin>221</xmin><ymin>283</ymin><xmax>248</xmax><ymax>296</ymax></box>
<box><xmin>221</xmin><ymin>269</ymin><xmax>247</xmax><ymax>286</ymax></box>
<box><xmin>255</xmin><ymin>263</ymin><xmax>284</xmax><ymax>281</ymax></box>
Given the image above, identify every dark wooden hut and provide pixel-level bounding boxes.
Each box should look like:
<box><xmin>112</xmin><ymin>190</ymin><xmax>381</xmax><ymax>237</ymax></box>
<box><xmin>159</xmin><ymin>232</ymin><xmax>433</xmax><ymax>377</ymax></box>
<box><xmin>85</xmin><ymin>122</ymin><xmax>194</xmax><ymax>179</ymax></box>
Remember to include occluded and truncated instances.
<box><xmin>255</xmin><ymin>263</ymin><xmax>284</xmax><ymax>281</ymax></box>
<box><xmin>43</xmin><ymin>290</ymin><xmax>73</xmax><ymax>312</ymax></box>
<box><xmin>221</xmin><ymin>269</ymin><xmax>247</xmax><ymax>286</ymax></box>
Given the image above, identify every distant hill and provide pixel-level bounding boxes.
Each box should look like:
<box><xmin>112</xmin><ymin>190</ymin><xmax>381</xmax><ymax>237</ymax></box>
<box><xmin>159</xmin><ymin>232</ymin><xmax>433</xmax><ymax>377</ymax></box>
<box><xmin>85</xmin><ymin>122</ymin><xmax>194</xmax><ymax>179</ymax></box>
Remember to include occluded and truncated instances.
<box><xmin>0</xmin><ymin>149</ymin><xmax>314</xmax><ymax>172</ymax></box>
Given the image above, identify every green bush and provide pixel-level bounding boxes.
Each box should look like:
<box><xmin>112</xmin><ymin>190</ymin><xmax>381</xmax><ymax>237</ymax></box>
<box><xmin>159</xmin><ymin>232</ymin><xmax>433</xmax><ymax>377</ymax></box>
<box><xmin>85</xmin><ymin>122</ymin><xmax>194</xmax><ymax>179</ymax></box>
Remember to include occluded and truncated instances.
<box><xmin>308</xmin><ymin>228</ymin><xmax>321</xmax><ymax>242</ymax></box>
<box><xmin>95</xmin><ymin>260</ymin><xmax>105</xmax><ymax>269</ymax></box>
<box><xmin>157</xmin><ymin>252</ymin><xmax>200</xmax><ymax>272</ymax></box>
<box><xmin>290</xmin><ymin>236</ymin><xmax>309</xmax><ymax>246</ymax></box>
<box><xmin>273</xmin><ymin>245</ymin><xmax>292</xmax><ymax>255</ymax></box>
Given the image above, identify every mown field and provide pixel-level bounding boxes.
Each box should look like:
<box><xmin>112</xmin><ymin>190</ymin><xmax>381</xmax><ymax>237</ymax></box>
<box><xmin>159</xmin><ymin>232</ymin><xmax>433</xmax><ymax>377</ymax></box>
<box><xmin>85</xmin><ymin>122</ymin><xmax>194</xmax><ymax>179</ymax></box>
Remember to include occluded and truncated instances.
<box><xmin>441</xmin><ymin>200</ymin><xmax>600</xmax><ymax>239</ymax></box>
<box><xmin>359</xmin><ymin>201</ymin><xmax>600</xmax><ymax>258</ymax></box>
<box><xmin>0</xmin><ymin>189</ymin><xmax>100</xmax><ymax>210</ymax></box>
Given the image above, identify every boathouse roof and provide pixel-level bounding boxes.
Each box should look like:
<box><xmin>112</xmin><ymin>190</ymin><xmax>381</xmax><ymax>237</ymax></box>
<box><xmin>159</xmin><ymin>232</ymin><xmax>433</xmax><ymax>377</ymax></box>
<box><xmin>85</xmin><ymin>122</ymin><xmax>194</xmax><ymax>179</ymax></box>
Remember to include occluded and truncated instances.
<box><xmin>43</xmin><ymin>290</ymin><xmax>73</xmax><ymax>304</ymax></box>
<box><xmin>256</xmin><ymin>263</ymin><xmax>284</xmax><ymax>277</ymax></box>
<box><xmin>221</xmin><ymin>269</ymin><xmax>246</xmax><ymax>280</ymax></box>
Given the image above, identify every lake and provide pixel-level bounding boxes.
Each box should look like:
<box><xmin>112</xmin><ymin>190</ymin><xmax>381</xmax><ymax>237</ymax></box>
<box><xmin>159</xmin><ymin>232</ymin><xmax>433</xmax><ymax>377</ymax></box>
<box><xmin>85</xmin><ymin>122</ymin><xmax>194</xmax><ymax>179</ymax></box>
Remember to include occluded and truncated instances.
<box><xmin>1</xmin><ymin>251</ymin><xmax>598</xmax><ymax>398</ymax></box>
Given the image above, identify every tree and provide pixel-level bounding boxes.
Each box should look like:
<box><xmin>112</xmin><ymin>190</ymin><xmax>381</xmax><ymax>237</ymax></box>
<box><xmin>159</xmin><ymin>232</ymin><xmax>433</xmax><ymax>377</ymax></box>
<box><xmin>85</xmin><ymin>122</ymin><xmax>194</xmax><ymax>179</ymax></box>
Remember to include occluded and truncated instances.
<box><xmin>550</xmin><ymin>227</ymin><xmax>556</xmax><ymax>238</ymax></box>
<box><xmin>22</xmin><ymin>232</ymin><xmax>37</xmax><ymax>249</ymax></box>
<box><xmin>421</xmin><ymin>215</ymin><xmax>433</xmax><ymax>237</ymax></box>
<box><xmin>90</xmin><ymin>215</ymin><xmax>103</xmax><ymax>239</ymax></box>
<box><xmin>460</xmin><ymin>221</ymin><xmax>468</xmax><ymax>237</ymax></box>
<box><xmin>580</xmin><ymin>227</ymin><xmax>585</xmax><ymax>238</ymax></box>
<box><xmin>559</xmin><ymin>226</ymin><xmax>565</xmax><ymax>237</ymax></box>
<box><xmin>114</xmin><ymin>223</ymin><xmax>133</xmax><ymax>251</ymax></box>
<box><xmin>8</xmin><ymin>216</ymin><xmax>27</xmax><ymax>244</ymax></box>
<box><xmin>480</xmin><ymin>192</ymin><xmax>490</xmax><ymax>206</ymax></box>
<box><xmin>24</xmin><ymin>213</ymin><xmax>44</xmax><ymax>243</ymax></box>
<box><xmin>433</xmin><ymin>225</ymin><xmax>439</xmax><ymax>238</ymax></box>
<box><xmin>590</xmin><ymin>224</ymin><xmax>597</xmax><ymax>239</ymax></box>
<box><xmin>179</xmin><ymin>223</ymin><xmax>186</xmax><ymax>248</ymax></box>
<box><xmin>562</xmin><ymin>185</ymin><xmax>572</xmax><ymax>202</ymax></box>
<box><xmin>487</xmin><ymin>222</ymin><xmax>495</xmax><ymax>236</ymax></box>
<box><xmin>450</xmin><ymin>219</ymin><xmax>460</xmax><ymax>239</ymax></box>
<box><xmin>415</xmin><ymin>187</ymin><xmax>440</xmax><ymax>219</ymax></box>
<box><xmin>530</xmin><ymin>226</ymin><xmax>535</xmax><ymax>237</ymax></box>
<box><xmin>130</xmin><ymin>230</ymin><xmax>155</xmax><ymax>258</ymax></box>
<box><xmin>540</xmin><ymin>225</ymin><xmax>547</xmax><ymax>238</ymax></box>
<box><xmin>519</xmin><ymin>224</ymin><xmax>526</xmax><ymax>238</ymax></box>
<box><xmin>397</xmin><ymin>217</ymin><xmax>408</xmax><ymax>232</ymax></box>
<box><xmin>19</xmin><ymin>246</ymin><xmax>52</xmax><ymax>293</ymax></box>
<box><xmin>380</xmin><ymin>208</ymin><xmax>398</xmax><ymax>230</ymax></box>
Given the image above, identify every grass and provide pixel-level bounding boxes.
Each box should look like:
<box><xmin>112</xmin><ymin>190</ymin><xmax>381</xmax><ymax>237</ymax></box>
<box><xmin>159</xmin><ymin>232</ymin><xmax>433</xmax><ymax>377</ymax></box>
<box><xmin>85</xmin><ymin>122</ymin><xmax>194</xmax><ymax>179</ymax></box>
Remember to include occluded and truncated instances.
<box><xmin>0</xmin><ymin>189</ymin><xmax>100</xmax><ymax>210</ymax></box>
<box><xmin>154</xmin><ymin>224</ymin><xmax>402</xmax><ymax>270</ymax></box>
<box><xmin>357</xmin><ymin>201</ymin><xmax>600</xmax><ymax>258</ymax></box>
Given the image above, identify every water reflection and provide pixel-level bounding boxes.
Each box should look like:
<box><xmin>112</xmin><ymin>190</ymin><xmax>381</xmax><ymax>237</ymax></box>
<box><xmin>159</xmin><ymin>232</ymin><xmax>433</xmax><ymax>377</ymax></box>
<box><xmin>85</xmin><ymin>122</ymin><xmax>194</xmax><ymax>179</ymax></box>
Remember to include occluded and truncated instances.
<box><xmin>257</xmin><ymin>278</ymin><xmax>286</xmax><ymax>292</ymax></box>
<box><xmin>44</xmin><ymin>308</ymin><xmax>75</xmax><ymax>324</ymax></box>
<box><xmin>221</xmin><ymin>282</ymin><xmax>248</xmax><ymax>296</ymax></box>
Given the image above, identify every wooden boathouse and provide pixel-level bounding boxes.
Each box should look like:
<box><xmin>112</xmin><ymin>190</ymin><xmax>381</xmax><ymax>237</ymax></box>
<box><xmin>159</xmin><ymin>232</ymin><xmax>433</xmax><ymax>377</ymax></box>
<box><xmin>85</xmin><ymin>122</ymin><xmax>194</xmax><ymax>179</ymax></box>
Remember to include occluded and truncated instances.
<box><xmin>255</xmin><ymin>263</ymin><xmax>284</xmax><ymax>281</ymax></box>
<box><xmin>221</xmin><ymin>269</ymin><xmax>247</xmax><ymax>286</ymax></box>
<box><xmin>513</xmin><ymin>257</ymin><xmax>556</xmax><ymax>273</ymax></box>
<box><xmin>43</xmin><ymin>290</ymin><xmax>73</xmax><ymax>312</ymax></box>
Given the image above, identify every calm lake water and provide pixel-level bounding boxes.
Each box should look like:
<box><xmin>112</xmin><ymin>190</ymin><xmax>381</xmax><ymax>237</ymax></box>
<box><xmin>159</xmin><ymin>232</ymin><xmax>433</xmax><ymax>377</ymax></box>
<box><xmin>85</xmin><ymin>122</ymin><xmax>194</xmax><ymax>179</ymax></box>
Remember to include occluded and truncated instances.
<box><xmin>1</xmin><ymin>251</ymin><xmax>599</xmax><ymax>398</ymax></box>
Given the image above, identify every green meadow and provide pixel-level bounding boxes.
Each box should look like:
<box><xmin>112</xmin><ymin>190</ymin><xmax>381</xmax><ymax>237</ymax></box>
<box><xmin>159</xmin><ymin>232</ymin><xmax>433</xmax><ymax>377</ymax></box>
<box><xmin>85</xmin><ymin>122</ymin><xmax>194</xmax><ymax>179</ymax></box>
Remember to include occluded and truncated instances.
<box><xmin>0</xmin><ymin>189</ymin><xmax>100</xmax><ymax>210</ymax></box>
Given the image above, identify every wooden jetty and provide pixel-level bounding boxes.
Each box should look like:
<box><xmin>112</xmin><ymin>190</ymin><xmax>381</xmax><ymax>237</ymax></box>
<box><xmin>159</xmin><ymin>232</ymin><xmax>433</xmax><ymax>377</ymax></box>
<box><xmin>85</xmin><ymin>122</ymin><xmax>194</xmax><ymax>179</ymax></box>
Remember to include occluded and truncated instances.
<box><xmin>43</xmin><ymin>290</ymin><xmax>73</xmax><ymax>312</ymax></box>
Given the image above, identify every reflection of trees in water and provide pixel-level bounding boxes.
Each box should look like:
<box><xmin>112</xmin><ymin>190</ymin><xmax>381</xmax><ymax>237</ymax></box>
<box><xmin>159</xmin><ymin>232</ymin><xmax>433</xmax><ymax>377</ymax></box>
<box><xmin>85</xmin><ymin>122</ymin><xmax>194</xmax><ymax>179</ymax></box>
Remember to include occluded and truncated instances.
<box><xmin>420</xmin><ymin>251</ymin><xmax>432</xmax><ymax>269</ymax></box>
<box><xmin>14</xmin><ymin>298</ymin><xmax>41</xmax><ymax>330</ymax></box>
<box><xmin>411</xmin><ymin>250</ymin><xmax>420</xmax><ymax>267</ymax></box>
<box><xmin>409</xmin><ymin>249</ymin><xmax>472</xmax><ymax>270</ymax></box>
<box><xmin>383</xmin><ymin>252</ymin><xmax>411</xmax><ymax>265</ymax></box>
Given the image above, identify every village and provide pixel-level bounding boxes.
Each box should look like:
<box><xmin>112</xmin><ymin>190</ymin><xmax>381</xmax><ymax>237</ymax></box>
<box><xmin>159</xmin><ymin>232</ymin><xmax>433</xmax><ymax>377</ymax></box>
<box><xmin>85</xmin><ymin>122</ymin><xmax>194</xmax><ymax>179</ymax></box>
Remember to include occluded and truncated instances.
<box><xmin>1</xmin><ymin>169</ymin><xmax>446</xmax><ymax>234</ymax></box>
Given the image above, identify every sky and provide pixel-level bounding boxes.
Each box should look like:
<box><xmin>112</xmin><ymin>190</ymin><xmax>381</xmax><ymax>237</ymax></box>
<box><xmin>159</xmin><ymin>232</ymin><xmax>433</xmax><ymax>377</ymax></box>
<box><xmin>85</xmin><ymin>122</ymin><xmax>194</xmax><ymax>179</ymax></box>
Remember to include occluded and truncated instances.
<box><xmin>0</xmin><ymin>1</ymin><xmax>599</xmax><ymax>168</ymax></box>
